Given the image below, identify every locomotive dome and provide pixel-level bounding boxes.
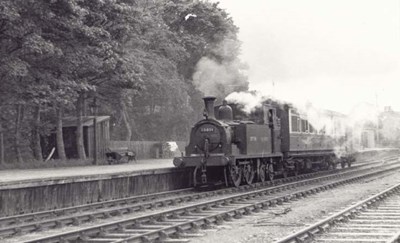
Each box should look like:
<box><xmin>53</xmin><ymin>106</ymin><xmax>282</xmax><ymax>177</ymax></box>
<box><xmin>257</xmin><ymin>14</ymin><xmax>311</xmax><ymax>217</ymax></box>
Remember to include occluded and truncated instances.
<box><xmin>218</xmin><ymin>100</ymin><xmax>233</xmax><ymax>121</ymax></box>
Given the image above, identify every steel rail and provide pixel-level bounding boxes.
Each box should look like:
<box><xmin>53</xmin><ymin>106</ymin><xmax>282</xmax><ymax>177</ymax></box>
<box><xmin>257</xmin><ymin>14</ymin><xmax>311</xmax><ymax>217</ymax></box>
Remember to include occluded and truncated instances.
<box><xmin>22</xmin><ymin>161</ymin><xmax>400</xmax><ymax>243</ymax></box>
<box><xmin>0</xmin><ymin>165</ymin><xmax>369</xmax><ymax>238</ymax></box>
<box><xmin>0</xmin><ymin>168</ymin><xmax>341</xmax><ymax>229</ymax></box>
<box><xmin>0</xmin><ymin>156</ymin><xmax>384</xmax><ymax>236</ymax></box>
<box><xmin>0</xmin><ymin>187</ymin><xmax>194</xmax><ymax>226</ymax></box>
<box><xmin>275</xmin><ymin>182</ymin><xmax>400</xmax><ymax>243</ymax></box>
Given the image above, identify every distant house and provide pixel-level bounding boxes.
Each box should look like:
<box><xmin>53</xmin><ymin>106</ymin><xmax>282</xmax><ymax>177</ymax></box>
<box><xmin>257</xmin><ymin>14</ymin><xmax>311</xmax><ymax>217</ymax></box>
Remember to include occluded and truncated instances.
<box><xmin>379</xmin><ymin>106</ymin><xmax>400</xmax><ymax>147</ymax></box>
<box><xmin>361</xmin><ymin>128</ymin><xmax>376</xmax><ymax>148</ymax></box>
<box><xmin>42</xmin><ymin>116</ymin><xmax>110</xmax><ymax>160</ymax></box>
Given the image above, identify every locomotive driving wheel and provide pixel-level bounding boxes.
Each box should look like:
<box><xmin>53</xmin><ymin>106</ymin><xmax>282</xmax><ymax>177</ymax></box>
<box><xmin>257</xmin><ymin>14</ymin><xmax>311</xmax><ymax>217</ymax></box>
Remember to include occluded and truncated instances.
<box><xmin>267</xmin><ymin>163</ymin><xmax>274</xmax><ymax>181</ymax></box>
<box><xmin>293</xmin><ymin>167</ymin><xmax>299</xmax><ymax>177</ymax></box>
<box><xmin>282</xmin><ymin>169</ymin><xmax>288</xmax><ymax>178</ymax></box>
<box><xmin>341</xmin><ymin>159</ymin><xmax>347</xmax><ymax>169</ymax></box>
<box><xmin>243</xmin><ymin>163</ymin><xmax>255</xmax><ymax>185</ymax></box>
<box><xmin>328</xmin><ymin>157</ymin><xmax>337</xmax><ymax>170</ymax></box>
<box><xmin>229</xmin><ymin>164</ymin><xmax>242</xmax><ymax>187</ymax></box>
<box><xmin>258</xmin><ymin>162</ymin><xmax>266</xmax><ymax>182</ymax></box>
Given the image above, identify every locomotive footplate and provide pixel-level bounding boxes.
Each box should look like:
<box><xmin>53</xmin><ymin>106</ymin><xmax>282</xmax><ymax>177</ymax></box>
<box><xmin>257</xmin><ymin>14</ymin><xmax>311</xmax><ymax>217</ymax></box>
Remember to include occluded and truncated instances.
<box><xmin>173</xmin><ymin>154</ymin><xmax>229</xmax><ymax>167</ymax></box>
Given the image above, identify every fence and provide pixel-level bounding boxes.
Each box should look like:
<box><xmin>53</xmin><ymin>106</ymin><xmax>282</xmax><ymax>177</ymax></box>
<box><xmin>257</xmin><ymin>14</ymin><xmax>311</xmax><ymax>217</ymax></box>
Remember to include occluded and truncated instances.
<box><xmin>108</xmin><ymin>141</ymin><xmax>187</xmax><ymax>159</ymax></box>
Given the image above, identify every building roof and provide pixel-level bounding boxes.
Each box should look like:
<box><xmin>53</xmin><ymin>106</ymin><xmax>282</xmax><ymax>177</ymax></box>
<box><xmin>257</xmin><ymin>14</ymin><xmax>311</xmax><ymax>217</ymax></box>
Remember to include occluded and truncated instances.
<box><xmin>380</xmin><ymin>110</ymin><xmax>400</xmax><ymax>119</ymax></box>
<box><xmin>62</xmin><ymin>116</ymin><xmax>110</xmax><ymax>127</ymax></box>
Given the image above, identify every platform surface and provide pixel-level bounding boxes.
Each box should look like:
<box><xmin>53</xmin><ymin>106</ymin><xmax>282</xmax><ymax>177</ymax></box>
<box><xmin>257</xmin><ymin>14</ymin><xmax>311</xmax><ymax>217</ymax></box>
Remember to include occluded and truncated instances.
<box><xmin>0</xmin><ymin>159</ymin><xmax>175</xmax><ymax>184</ymax></box>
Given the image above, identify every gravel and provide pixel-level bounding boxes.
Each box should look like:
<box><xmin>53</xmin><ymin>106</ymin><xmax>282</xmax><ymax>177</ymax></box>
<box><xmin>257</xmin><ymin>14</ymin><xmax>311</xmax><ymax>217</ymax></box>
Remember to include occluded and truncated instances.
<box><xmin>190</xmin><ymin>169</ymin><xmax>400</xmax><ymax>243</ymax></box>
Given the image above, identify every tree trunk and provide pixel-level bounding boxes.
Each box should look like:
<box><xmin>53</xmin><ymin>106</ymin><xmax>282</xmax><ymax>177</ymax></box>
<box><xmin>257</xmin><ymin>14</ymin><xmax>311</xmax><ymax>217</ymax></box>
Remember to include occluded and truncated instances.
<box><xmin>0</xmin><ymin>119</ymin><xmax>4</xmax><ymax>165</ymax></box>
<box><xmin>14</xmin><ymin>104</ymin><xmax>24</xmax><ymax>163</ymax></box>
<box><xmin>56</xmin><ymin>105</ymin><xmax>66</xmax><ymax>160</ymax></box>
<box><xmin>120</xmin><ymin>101</ymin><xmax>132</xmax><ymax>141</ymax></box>
<box><xmin>76</xmin><ymin>94</ymin><xmax>86</xmax><ymax>159</ymax></box>
<box><xmin>0</xmin><ymin>131</ymin><xmax>3</xmax><ymax>165</ymax></box>
<box><xmin>32</xmin><ymin>106</ymin><xmax>43</xmax><ymax>161</ymax></box>
<box><xmin>131</xmin><ymin>115</ymin><xmax>142</xmax><ymax>140</ymax></box>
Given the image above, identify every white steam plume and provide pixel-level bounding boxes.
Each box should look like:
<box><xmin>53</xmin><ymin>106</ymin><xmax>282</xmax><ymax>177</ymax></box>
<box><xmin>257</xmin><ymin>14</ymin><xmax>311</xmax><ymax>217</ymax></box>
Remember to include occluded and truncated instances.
<box><xmin>223</xmin><ymin>90</ymin><xmax>386</xmax><ymax>153</ymax></box>
<box><xmin>192</xmin><ymin>38</ymin><xmax>248</xmax><ymax>98</ymax></box>
<box><xmin>225</xmin><ymin>91</ymin><xmax>268</xmax><ymax>113</ymax></box>
<box><xmin>193</xmin><ymin>57</ymin><xmax>235</xmax><ymax>98</ymax></box>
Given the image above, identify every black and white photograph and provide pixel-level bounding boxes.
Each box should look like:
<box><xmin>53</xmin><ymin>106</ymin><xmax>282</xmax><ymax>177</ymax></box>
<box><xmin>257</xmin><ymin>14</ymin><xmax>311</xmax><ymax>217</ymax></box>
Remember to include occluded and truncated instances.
<box><xmin>0</xmin><ymin>0</ymin><xmax>399</xmax><ymax>242</ymax></box>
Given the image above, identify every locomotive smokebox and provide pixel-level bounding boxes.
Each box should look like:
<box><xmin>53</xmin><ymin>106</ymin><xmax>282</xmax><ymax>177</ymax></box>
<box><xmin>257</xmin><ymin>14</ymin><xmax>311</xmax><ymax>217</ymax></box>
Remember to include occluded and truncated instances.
<box><xmin>203</xmin><ymin>96</ymin><xmax>216</xmax><ymax>119</ymax></box>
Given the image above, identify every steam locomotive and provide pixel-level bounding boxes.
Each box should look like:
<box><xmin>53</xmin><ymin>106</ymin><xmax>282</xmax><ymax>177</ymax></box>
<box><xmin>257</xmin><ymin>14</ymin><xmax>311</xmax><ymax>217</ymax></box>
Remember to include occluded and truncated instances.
<box><xmin>173</xmin><ymin>97</ymin><xmax>354</xmax><ymax>187</ymax></box>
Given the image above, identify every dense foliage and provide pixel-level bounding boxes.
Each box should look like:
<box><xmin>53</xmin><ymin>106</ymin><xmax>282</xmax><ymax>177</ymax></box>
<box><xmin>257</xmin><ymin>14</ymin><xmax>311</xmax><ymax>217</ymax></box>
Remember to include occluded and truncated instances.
<box><xmin>0</xmin><ymin>0</ymin><xmax>248</xmax><ymax>163</ymax></box>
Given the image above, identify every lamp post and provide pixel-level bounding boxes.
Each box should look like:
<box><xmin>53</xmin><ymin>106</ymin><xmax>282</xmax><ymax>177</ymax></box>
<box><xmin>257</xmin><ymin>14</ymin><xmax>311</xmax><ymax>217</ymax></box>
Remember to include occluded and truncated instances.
<box><xmin>90</xmin><ymin>97</ymin><xmax>98</xmax><ymax>165</ymax></box>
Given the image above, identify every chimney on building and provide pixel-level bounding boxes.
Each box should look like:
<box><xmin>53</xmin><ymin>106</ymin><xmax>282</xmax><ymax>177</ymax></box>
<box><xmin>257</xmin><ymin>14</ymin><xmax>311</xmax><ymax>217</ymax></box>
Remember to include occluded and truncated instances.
<box><xmin>384</xmin><ymin>106</ymin><xmax>392</xmax><ymax>112</ymax></box>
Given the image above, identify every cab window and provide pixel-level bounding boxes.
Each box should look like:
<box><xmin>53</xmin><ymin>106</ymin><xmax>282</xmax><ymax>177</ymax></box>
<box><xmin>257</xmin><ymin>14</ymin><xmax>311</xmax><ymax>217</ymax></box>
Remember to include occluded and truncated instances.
<box><xmin>291</xmin><ymin>114</ymin><xmax>300</xmax><ymax>132</ymax></box>
<box><xmin>301</xmin><ymin>119</ymin><xmax>308</xmax><ymax>133</ymax></box>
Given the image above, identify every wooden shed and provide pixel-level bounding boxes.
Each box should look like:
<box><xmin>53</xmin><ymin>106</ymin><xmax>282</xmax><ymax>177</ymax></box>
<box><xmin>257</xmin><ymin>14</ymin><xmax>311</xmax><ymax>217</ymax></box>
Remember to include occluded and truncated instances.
<box><xmin>42</xmin><ymin>116</ymin><xmax>110</xmax><ymax>160</ymax></box>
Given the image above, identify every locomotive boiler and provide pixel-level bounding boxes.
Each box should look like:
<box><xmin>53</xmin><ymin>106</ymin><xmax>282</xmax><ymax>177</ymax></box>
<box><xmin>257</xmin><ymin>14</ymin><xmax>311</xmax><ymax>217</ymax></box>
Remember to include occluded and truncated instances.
<box><xmin>173</xmin><ymin>96</ymin><xmax>353</xmax><ymax>187</ymax></box>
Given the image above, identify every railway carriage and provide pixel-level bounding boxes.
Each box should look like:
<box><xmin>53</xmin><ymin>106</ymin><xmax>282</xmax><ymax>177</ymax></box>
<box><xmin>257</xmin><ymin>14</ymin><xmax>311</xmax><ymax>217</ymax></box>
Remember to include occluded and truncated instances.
<box><xmin>173</xmin><ymin>97</ymin><xmax>353</xmax><ymax>187</ymax></box>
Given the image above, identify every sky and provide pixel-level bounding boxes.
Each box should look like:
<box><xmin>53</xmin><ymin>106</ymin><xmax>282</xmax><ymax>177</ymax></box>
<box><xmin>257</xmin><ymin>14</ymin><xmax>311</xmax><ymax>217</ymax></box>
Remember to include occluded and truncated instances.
<box><xmin>212</xmin><ymin>0</ymin><xmax>400</xmax><ymax>114</ymax></box>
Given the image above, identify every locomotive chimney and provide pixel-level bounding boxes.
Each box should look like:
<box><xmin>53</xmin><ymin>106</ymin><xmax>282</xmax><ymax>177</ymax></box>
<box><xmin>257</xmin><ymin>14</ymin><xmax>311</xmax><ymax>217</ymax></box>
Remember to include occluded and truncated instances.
<box><xmin>203</xmin><ymin>96</ymin><xmax>216</xmax><ymax>119</ymax></box>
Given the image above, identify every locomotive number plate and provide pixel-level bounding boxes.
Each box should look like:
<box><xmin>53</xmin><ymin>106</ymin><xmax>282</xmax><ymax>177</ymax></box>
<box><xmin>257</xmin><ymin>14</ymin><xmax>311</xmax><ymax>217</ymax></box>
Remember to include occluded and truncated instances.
<box><xmin>200</xmin><ymin>127</ymin><xmax>214</xmax><ymax>133</ymax></box>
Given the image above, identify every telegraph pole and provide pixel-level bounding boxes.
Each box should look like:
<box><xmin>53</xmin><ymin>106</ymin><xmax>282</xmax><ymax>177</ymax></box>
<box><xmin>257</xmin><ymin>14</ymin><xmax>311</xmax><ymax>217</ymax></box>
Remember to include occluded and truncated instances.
<box><xmin>375</xmin><ymin>92</ymin><xmax>380</xmax><ymax>147</ymax></box>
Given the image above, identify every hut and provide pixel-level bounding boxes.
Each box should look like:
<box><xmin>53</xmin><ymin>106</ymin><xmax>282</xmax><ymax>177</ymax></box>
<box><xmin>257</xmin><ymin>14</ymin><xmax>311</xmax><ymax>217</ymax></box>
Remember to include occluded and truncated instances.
<box><xmin>42</xmin><ymin>116</ymin><xmax>110</xmax><ymax>160</ymax></box>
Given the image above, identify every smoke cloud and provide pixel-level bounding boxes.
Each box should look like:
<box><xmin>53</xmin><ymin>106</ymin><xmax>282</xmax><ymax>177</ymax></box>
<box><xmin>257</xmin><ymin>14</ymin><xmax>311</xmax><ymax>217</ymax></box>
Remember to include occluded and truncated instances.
<box><xmin>225</xmin><ymin>91</ymin><xmax>268</xmax><ymax>113</ymax></box>
<box><xmin>223</xmin><ymin>90</ymin><xmax>389</xmax><ymax>152</ymax></box>
<box><xmin>192</xmin><ymin>38</ymin><xmax>248</xmax><ymax>99</ymax></box>
<box><xmin>193</xmin><ymin>57</ymin><xmax>235</xmax><ymax>98</ymax></box>
<box><xmin>225</xmin><ymin>91</ymin><xmax>346</xmax><ymax>136</ymax></box>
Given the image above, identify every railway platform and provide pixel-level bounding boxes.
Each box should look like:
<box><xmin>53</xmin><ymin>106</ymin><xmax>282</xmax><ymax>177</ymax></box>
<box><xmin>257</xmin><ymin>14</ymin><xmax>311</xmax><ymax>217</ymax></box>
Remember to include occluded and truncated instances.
<box><xmin>0</xmin><ymin>158</ymin><xmax>175</xmax><ymax>186</ymax></box>
<box><xmin>0</xmin><ymin>159</ymin><xmax>191</xmax><ymax>217</ymax></box>
<box><xmin>0</xmin><ymin>148</ymin><xmax>397</xmax><ymax>217</ymax></box>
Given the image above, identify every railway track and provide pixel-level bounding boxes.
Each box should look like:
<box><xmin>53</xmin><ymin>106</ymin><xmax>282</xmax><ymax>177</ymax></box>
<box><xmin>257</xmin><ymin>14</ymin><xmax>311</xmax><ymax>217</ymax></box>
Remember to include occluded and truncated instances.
<box><xmin>0</xmin><ymin>157</ymin><xmax>388</xmax><ymax>241</ymax></box>
<box><xmin>11</xmin><ymin>157</ymin><xmax>399</xmax><ymax>243</ymax></box>
<box><xmin>275</xmin><ymin>182</ymin><xmax>400</xmax><ymax>243</ymax></box>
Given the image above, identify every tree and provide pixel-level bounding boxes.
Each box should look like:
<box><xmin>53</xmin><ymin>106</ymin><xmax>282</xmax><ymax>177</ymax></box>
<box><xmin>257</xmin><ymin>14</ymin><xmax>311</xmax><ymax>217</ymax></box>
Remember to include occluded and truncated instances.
<box><xmin>0</xmin><ymin>0</ymin><xmax>247</xmax><ymax>164</ymax></box>
<box><xmin>0</xmin><ymin>0</ymin><xmax>144</xmax><ymax>160</ymax></box>
<box><xmin>122</xmin><ymin>0</ymin><xmax>248</xmax><ymax>140</ymax></box>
